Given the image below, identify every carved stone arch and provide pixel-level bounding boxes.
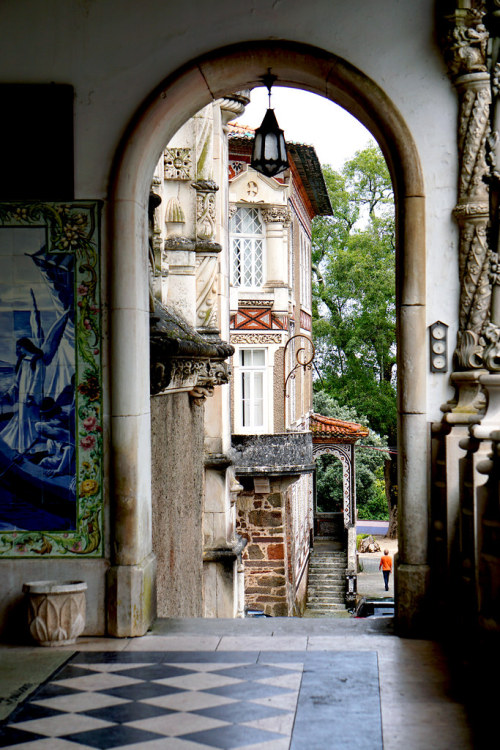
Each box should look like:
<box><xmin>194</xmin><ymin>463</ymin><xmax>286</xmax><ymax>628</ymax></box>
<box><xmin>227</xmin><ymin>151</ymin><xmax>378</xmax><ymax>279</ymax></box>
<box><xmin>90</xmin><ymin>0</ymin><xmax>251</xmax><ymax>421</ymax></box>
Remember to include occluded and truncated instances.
<box><xmin>313</xmin><ymin>443</ymin><xmax>355</xmax><ymax>527</ymax></box>
<box><xmin>109</xmin><ymin>40</ymin><xmax>426</xmax><ymax>634</ymax></box>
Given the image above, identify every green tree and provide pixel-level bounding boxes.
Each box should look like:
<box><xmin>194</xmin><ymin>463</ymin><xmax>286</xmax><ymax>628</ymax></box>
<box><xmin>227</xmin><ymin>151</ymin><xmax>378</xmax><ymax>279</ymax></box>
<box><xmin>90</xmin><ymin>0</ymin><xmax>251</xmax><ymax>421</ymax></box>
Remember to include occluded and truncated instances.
<box><xmin>313</xmin><ymin>391</ymin><xmax>389</xmax><ymax>520</ymax></box>
<box><xmin>312</xmin><ymin>145</ymin><xmax>397</xmax><ymax>535</ymax></box>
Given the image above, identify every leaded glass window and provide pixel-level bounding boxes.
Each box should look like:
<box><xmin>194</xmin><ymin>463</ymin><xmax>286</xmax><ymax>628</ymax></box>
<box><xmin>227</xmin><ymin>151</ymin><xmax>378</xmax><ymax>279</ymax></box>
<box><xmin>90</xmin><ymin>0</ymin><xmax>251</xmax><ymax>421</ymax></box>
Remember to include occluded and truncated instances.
<box><xmin>230</xmin><ymin>207</ymin><xmax>264</xmax><ymax>287</ymax></box>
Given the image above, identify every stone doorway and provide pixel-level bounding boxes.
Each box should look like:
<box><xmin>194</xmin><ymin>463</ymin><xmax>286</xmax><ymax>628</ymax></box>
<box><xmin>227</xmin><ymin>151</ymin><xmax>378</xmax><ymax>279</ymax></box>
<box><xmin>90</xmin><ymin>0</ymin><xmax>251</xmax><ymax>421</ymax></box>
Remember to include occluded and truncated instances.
<box><xmin>108</xmin><ymin>40</ymin><xmax>427</xmax><ymax>635</ymax></box>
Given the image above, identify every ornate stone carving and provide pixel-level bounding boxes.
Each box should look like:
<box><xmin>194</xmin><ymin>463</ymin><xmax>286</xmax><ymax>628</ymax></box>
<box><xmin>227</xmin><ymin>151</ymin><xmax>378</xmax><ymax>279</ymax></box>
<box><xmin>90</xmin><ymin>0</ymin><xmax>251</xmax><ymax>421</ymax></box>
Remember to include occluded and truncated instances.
<box><xmin>483</xmin><ymin>3</ymin><xmax>500</xmax><ymax>370</ymax></box>
<box><xmin>443</xmin><ymin>4</ymin><xmax>492</xmax><ymax>373</ymax></box>
<box><xmin>196</xmin><ymin>251</ymin><xmax>220</xmax><ymax>329</ymax></box>
<box><xmin>230</xmin><ymin>333</ymin><xmax>284</xmax><ymax>344</ymax></box>
<box><xmin>193</xmin><ymin>179</ymin><xmax>219</xmax><ymax>242</ymax></box>
<box><xmin>150</xmin><ymin>300</ymin><xmax>233</xmax><ymax>400</ymax></box>
<box><xmin>152</xmin><ymin>356</ymin><xmax>230</xmax><ymax>401</ymax></box>
<box><xmin>164</xmin><ymin>147</ymin><xmax>192</xmax><ymax>180</ymax></box>
<box><xmin>165</xmin><ymin>196</ymin><xmax>185</xmax><ymax>224</ymax></box>
<box><xmin>445</xmin><ymin>7</ymin><xmax>488</xmax><ymax>78</ymax></box>
<box><xmin>261</xmin><ymin>206</ymin><xmax>291</xmax><ymax>225</ymax></box>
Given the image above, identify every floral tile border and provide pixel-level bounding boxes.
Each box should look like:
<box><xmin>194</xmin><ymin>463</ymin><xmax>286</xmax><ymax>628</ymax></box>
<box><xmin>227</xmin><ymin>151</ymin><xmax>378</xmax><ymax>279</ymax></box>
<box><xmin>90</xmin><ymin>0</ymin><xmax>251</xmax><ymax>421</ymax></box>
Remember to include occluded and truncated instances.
<box><xmin>0</xmin><ymin>201</ymin><xmax>103</xmax><ymax>557</ymax></box>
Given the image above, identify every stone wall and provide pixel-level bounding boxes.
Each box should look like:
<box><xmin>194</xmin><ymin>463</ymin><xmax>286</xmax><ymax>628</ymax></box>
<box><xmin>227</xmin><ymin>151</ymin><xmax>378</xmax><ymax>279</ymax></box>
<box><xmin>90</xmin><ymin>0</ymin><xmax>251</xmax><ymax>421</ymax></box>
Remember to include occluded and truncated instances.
<box><xmin>285</xmin><ymin>473</ymin><xmax>313</xmax><ymax>615</ymax></box>
<box><xmin>236</xmin><ymin>484</ymin><xmax>289</xmax><ymax>617</ymax></box>
<box><xmin>151</xmin><ymin>392</ymin><xmax>204</xmax><ymax>616</ymax></box>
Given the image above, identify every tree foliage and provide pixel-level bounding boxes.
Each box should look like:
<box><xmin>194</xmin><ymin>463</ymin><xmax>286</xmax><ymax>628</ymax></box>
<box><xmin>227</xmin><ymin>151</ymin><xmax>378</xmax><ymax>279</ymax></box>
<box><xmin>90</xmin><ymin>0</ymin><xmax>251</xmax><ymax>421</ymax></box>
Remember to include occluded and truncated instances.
<box><xmin>312</xmin><ymin>145</ymin><xmax>397</xmax><ymax>531</ymax></box>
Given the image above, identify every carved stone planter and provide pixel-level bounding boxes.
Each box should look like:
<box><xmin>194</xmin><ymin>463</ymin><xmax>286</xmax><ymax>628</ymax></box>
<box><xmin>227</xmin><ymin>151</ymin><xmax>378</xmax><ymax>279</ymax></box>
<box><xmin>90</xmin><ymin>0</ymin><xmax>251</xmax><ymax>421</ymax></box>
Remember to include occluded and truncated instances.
<box><xmin>23</xmin><ymin>580</ymin><xmax>87</xmax><ymax>647</ymax></box>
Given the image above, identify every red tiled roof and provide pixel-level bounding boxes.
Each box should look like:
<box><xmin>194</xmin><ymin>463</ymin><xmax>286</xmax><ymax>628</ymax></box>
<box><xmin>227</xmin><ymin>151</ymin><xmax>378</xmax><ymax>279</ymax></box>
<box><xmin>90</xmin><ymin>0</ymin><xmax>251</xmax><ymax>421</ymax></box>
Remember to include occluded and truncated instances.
<box><xmin>228</xmin><ymin>122</ymin><xmax>255</xmax><ymax>137</ymax></box>
<box><xmin>309</xmin><ymin>413</ymin><xmax>369</xmax><ymax>443</ymax></box>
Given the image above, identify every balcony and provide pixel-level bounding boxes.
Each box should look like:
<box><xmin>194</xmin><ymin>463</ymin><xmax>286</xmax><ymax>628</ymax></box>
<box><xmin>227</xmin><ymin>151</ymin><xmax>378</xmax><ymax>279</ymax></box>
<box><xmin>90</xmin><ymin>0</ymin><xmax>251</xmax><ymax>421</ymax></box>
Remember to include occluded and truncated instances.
<box><xmin>231</xmin><ymin>432</ymin><xmax>313</xmax><ymax>476</ymax></box>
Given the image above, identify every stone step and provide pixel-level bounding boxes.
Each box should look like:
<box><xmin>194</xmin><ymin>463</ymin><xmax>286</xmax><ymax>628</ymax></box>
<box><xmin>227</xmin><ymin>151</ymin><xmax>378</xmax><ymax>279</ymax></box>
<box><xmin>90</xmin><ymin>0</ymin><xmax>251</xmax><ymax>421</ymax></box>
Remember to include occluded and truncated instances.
<box><xmin>306</xmin><ymin>549</ymin><xmax>348</xmax><ymax>615</ymax></box>
<box><xmin>306</xmin><ymin>604</ymin><xmax>347</xmax><ymax>611</ymax></box>
<box><xmin>307</xmin><ymin>591</ymin><xmax>344</xmax><ymax>602</ymax></box>
<box><xmin>309</xmin><ymin>567</ymin><xmax>346</xmax><ymax>574</ymax></box>
<box><xmin>311</xmin><ymin>552</ymin><xmax>346</xmax><ymax>558</ymax></box>
<box><xmin>309</xmin><ymin>559</ymin><xmax>346</xmax><ymax>568</ymax></box>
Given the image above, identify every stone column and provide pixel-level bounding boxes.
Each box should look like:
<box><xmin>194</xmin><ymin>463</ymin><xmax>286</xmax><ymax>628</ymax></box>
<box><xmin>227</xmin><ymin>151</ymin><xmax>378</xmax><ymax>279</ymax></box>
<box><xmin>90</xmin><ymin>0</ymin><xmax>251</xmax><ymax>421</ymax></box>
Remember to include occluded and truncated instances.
<box><xmin>262</xmin><ymin>207</ymin><xmax>291</xmax><ymax>310</ymax></box>
<box><xmin>427</xmin><ymin>5</ymin><xmax>492</xmax><ymax>634</ymax></box>
<box><xmin>108</xmin><ymin>198</ymin><xmax>156</xmax><ymax>638</ymax></box>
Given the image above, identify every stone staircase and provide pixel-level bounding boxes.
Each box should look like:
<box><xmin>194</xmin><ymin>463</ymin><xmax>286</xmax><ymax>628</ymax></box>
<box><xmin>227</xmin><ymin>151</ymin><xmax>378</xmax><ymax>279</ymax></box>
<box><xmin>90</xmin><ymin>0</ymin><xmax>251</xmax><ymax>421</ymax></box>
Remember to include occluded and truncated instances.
<box><xmin>304</xmin><ymin>545</ymin><xmax>347</xmax><ymax>616</ymax></box>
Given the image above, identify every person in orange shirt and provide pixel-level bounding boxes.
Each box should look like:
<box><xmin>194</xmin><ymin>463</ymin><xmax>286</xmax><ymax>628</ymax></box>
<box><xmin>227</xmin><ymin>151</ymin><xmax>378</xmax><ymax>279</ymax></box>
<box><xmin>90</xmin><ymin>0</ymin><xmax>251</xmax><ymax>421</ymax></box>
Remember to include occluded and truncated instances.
<box><xmin>379</xmin><ymin>549</ymin><xmax>392</xmax><ymax>591</ymax></box>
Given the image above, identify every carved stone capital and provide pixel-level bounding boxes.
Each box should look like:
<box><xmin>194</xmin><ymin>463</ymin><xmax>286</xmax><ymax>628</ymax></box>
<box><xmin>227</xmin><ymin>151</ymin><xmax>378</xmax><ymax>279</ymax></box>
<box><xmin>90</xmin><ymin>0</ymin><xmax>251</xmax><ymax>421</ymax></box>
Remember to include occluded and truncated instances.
<box><xmin>261</xmin><ymin>206</ymin><xmax>291</xmax><ymax>225</ymax></box>
<box><xmin>443</xmin><ymin>5</ymin><xmax>488</xmax><ymax>80</ymax></box>
<box><xmin>445</xmin><ymin>370</ymin><xmax>487</xmax><ymax>421</ymax></box>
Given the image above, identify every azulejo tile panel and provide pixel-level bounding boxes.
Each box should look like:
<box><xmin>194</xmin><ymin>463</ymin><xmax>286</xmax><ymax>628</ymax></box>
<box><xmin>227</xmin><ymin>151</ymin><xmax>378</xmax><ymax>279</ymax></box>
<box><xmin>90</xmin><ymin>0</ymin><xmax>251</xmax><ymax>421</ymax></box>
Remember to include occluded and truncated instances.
<box><xmin>0</xmin><ymin>201</ymin><xmax>103</xmax><ymax>557</ymax></box>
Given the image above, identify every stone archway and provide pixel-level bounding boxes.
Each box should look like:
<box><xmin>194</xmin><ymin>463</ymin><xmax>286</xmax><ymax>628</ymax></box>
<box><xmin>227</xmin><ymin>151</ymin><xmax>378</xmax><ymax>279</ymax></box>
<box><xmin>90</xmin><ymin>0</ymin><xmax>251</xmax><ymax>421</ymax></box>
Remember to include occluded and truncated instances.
<box><xmin>108</xmin><ymin>40</ymin><xmax>426</xmax><ymax>635</ymax></box>
<box><xmin>313</xmin><ymin>445</ymin><xmax>355</xmax><ymax>528</ymax></box>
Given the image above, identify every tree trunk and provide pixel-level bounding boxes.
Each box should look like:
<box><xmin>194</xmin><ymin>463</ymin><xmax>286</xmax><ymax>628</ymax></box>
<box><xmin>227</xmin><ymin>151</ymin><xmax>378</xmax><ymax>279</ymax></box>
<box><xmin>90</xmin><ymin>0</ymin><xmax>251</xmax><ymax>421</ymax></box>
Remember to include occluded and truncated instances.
<box><xmin>384</xmin><ymin>456</ymin><xmax>398</xmax><ymax>539</ymax></box>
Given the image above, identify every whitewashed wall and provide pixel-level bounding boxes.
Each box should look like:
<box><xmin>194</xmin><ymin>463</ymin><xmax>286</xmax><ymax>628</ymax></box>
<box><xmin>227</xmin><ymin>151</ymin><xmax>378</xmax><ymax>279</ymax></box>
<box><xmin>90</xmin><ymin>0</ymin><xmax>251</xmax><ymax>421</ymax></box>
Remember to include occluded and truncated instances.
<box><xmin>0</xmin><ymin>0</ymin><xmax>458</xmax><ymax>422</ymax></box>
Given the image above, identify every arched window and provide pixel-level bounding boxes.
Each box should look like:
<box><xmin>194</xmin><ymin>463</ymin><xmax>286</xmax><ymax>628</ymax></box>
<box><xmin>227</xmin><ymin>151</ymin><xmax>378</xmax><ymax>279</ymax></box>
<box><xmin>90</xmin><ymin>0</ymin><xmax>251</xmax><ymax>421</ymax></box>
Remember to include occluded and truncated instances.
<box><xmin>230</xmin><ymin>207</ymin><xmax>264</xmax><ymax>287</ymax></box>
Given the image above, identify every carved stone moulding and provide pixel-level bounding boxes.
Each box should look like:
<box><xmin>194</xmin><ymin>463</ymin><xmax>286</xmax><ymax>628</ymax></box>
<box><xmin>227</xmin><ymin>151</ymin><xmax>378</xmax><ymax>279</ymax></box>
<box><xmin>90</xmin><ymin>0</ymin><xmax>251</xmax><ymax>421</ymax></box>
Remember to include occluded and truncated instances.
<box><xmin>230</xmin><ymin>332</ymin><xmax>285</xmax><ymax>345</ymax></box>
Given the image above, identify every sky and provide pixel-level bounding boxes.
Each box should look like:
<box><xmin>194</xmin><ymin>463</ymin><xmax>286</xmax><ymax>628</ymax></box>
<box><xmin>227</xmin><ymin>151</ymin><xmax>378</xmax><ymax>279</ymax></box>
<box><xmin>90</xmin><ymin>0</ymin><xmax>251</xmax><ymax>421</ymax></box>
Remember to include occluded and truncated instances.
<box><xmin>234</xmin><ymin>86</ymin><xmax>374</xmax><ymax>171</ymax></box>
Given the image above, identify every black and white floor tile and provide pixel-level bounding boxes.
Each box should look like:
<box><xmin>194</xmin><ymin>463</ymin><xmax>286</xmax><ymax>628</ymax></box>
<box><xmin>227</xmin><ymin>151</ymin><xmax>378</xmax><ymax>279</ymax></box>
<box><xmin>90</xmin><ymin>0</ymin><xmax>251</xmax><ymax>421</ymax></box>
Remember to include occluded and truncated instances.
<box><xmin>0</xmin><ymin>652</ymin><xmax>302</xmax><ymax>749</ymax></box>
<box><xmin>0</xmin><ymin>650</ymin><xmax>382</xmax><ymax>750</ymax></box>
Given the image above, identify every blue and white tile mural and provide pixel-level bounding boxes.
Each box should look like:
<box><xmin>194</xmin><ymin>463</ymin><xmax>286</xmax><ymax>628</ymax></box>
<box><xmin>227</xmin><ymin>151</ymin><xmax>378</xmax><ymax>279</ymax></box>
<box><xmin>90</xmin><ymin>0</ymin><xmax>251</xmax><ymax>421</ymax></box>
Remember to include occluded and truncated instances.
<box><xmin>0</xmin><ymin>202</ymin><xmax>103</xmax><ymax>557</ymax></box>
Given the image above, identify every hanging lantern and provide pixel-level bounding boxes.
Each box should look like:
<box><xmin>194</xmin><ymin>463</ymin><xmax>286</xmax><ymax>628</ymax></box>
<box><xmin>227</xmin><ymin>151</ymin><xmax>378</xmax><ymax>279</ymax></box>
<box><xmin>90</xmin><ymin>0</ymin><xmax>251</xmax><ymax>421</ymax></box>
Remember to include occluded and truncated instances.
<box><xmin>250</xmin><ymin>70</ymin><xmax>289</xmax><ymax>178</ymax></box>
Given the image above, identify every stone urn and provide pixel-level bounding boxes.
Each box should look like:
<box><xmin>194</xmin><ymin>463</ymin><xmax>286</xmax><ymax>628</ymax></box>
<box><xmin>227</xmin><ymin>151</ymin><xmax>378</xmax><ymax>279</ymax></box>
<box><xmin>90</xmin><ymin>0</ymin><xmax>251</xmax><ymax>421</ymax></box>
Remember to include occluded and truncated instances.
<box><xmin>23</xmin><ymin>580</ymin><xmax>87</xmax><ymax>647</ymax></box>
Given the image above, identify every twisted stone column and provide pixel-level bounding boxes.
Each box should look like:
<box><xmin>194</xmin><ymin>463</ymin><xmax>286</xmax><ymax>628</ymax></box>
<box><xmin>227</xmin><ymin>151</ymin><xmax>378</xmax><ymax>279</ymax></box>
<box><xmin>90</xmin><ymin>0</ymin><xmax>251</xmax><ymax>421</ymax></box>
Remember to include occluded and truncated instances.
<box><xmin>446</xmin><ymin>5</ymin><xmax>491</xmax><ymax>378</ymax></box>
<box><xmin>441</xmin><ymin>3</ymin><xmax>491</xmax><ymax>421</ymax></box>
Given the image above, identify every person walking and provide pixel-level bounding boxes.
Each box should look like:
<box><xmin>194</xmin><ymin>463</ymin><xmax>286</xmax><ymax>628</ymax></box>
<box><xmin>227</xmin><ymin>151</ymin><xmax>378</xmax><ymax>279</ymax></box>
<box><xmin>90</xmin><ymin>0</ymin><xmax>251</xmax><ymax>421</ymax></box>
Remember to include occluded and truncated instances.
<box><xmin>379</xmin><ymin>548</ymin><xmax>392</xmax><ymax>591</ymax></box>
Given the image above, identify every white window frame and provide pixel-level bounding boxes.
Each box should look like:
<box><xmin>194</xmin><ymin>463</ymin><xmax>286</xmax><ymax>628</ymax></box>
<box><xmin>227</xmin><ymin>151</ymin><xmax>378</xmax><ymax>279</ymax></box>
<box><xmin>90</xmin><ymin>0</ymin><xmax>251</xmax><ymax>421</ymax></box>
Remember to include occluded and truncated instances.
<box><xmin>235</xmin><ymin>347</ymin><xmax>268</xmax><ymax>433</ymax></box>
<box><xmin>230</xmin><ymin>207</ymin><xmax>265</xmax><ymax>288</ymax></box>
<box><xmin>300</xmin><ymin>229</ymin><xmax>311</xmax><ymax>310</ymax></box>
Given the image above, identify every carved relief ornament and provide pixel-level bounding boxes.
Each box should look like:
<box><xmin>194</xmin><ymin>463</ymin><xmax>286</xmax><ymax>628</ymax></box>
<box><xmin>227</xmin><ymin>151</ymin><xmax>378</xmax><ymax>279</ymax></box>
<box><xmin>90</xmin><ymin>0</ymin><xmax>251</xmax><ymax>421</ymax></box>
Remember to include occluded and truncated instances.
<box><xmin>193</xmin><ymin>179</ymin><xmax>219</xmax><ymax>242</ymax></box>
<box><xmin>164</xmin><ymin>147</ymin><xmax>193</xmax><ymax>180</ymax></box>
<box><xmin>196</xmin><ymin>252</ymin><xmax>219</xmax><ymax>330</ymax></box>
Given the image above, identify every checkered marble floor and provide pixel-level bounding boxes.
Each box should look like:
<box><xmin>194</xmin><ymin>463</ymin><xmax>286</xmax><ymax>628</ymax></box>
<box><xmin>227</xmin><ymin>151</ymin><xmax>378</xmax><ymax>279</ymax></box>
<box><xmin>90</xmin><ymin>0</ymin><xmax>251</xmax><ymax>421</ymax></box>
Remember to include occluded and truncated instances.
<box><xmin>0</xmin><ymin>652</ymin><xmax>303</xmax><ymax>749</ymax></box>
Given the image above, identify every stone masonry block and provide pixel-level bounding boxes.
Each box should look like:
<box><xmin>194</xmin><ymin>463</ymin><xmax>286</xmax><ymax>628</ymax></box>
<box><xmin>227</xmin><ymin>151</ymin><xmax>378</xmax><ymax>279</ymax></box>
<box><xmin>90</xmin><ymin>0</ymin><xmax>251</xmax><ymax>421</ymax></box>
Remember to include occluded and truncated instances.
<box><xmin>268</xmin><ymin>543</ymin><xmax>285</xmax><ymax>560</ymax></box>
<box><xmin>248</xmin><ymin>510</ymin><xmax>282</xmax><ymax>527</ymax></box>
